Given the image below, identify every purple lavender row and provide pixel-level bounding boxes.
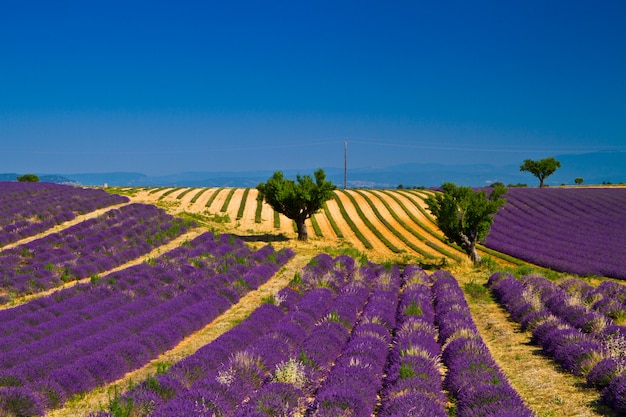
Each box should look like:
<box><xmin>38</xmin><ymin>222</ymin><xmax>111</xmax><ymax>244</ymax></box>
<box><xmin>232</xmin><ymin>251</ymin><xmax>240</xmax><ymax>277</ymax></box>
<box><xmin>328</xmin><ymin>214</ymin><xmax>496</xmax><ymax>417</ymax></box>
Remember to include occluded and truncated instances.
<box><xmin>558</xmin><ymin>277</ymin><xmax>626</xmax><ymax>323</ymax></box>
<box><xmin>433</xmin><ymin>270</ymin><xmax>535</xmax><ymax>417</ymax></box>
<box><xmin>0</xmin><ymin>233</ymin><xmax>293</xmax><ymax>416</ymax></box>
<box><xmin>0</xmin><ymin>236</ymin><xmax>289</xmax><ymax>344</ymax></box>
<box><xmin>0</xmin><ymin>203</ymin><xmax>195</xmax><ymax>301</ymax></box>
<box><xmin>488</xmin><ymin>272</ymin><xmax>626</xmax><ymax>414</ymax></box>
<box><xmin>235</xmin><ymin>267</ymin><xmax>373</xmax><ymax>416</ymax></box>
<box><xmin>0</xmin><ymin>233</ymin><xmax>251</xmax><ymax>343</ymax></box>
<box><xmin>484</xmin><ymin>188</ymin><xmax>626</xmax><ymax>280</ymax></box>
<box><xmin>0</xmin><ymin>244</ymin><xmax>290</xmax><ymax>416</ymax></box>
<box><xmin>155</xmin><ymin>288</ymin><xmax>337</xmax><ymax>416</ymax></box>
<box><xmin>159</xmin><ymin>254</ymin><xmax>360</xmax><ymax>416</ymax></box>
<box><xmin>0</xmin><ymin>182</ymin><xmax>128</xmax><ymax>247</ymax></box>
<box><xmin>488</xmin><ymin>273</ymin><xmax>605</xmax><ymax>376</ymax></box>
<box><xmin>306</xmin><ymin>264</ymin><xmax>401</xmax><ymax>416</ymax></box>
<box><xmin>90</xmin><ymin>252</ymin><xmax>341</xmax><ymax>416</ymax></box>
<box><xmin>378</xmin><ymin>265</ymin><xmax>447</xmax><ymax>417</ymax></box>
<box><xmin>115</xmin><ymin>303</ymin><xmax>291</xmax><ymax>417</ymax></box>
<box><xmin>1</xmin><ymin>258</ymin><xmax>284</xmax><ymax>414</ymax></box>
<box><xmin>520</xmin><ymin>274</ymin><xmax>625</xmax><ymax>339</ymax></box>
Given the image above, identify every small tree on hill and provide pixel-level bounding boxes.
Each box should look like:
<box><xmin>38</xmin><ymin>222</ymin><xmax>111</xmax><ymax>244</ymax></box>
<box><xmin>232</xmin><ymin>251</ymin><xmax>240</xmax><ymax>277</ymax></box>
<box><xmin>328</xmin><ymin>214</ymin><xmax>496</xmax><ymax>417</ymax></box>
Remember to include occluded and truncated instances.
<box><xmin>17</xmin><ymin>174</ymin><xmax>40</xmax><ymax>182</ymax></box>
<box><xmin>425</xmin><ymin>182</ymin><xmax>507</xmax><ymax>265</ymax></box>
<box><xmin>575</xmin><ymin>177</ymin><xmax>584</xmax><ymax>185</ymax></box>
<box><xmin>520</xmin><ymin>157</ymin><xmax>561</xmax><ymax>188</ymax></box>
<box><xmin>257</xmin><ymin>169</ymin><xmax>336</xmax><ymax>241</ymax></box>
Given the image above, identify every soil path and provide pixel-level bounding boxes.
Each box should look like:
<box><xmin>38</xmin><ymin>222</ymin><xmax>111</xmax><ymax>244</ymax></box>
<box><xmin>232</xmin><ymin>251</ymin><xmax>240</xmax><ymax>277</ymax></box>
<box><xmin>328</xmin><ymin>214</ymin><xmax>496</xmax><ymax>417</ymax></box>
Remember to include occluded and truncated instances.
<box><xmin>47</xmin><ymin>253</ymin><xmax>311</xmax><ymax>417</ymax></box>
<box><xmin>454</xmin><ymin>270</ymin><xmax>619</xmax><ymax>417</ymax></box>
<box><xmin>225</xmin><ymin>188</ymin><xmax>246</xmax><ymax>217</ymax></box>
<box><xmin>239</xmin><ymin>189</ymin><xmax>259</xmax><ymax>228</ymax></box>
<box><xmin>323</xmin><ymin>197</ymin><xmax>368</xmax><ymax>253</ymax></box>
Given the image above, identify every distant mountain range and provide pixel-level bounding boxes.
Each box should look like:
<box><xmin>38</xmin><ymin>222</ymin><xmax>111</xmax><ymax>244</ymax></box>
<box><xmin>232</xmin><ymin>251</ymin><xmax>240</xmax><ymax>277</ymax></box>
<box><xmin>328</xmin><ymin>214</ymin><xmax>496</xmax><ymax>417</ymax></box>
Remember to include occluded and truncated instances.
<box><xmin>3</xmin><ymin>151</ymin><xmax>625</xmax><ymax>189</ymax></box>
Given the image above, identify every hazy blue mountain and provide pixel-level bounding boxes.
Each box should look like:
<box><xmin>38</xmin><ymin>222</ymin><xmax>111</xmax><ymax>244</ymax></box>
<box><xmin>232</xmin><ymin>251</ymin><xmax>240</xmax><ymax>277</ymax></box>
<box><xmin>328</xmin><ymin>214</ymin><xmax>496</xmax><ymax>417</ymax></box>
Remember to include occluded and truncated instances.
<box><xmin>4</xmin><ymin>151</ymin><xmax>624</xmax><ymax>188</ymax></box>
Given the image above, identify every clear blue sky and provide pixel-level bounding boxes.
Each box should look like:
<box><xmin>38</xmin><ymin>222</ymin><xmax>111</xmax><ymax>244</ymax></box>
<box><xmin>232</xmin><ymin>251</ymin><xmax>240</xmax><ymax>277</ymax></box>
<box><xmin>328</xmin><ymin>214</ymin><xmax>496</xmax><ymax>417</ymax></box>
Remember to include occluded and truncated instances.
<box><xmin>1</xmin><ymin>0</ymin><xmax>625</xmax><ymax>175</ymax></box>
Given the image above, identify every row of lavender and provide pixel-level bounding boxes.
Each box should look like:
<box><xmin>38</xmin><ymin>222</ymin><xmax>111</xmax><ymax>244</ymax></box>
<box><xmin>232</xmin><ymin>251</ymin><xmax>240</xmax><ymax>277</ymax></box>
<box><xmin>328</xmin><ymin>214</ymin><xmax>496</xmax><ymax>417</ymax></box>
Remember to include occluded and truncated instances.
<box><xmin>488</xmin><ymin>272</ymin><xmax>626</xmax><ymax>413</ymax></box>
<box><xmin>0</xmin><ymin>232</ymin><xmax>294</xmax><ymax>416</ymax></box>
<box><xmin>0</xmin><ymin>203</ymin><xmax>194</xmax><ymax>302</ymax></box>
<box><xmin>484</xmin><ymin>188</ymin><xmax>626</xmax><ymax>280</ymax></box>
<box><xmin>0</xmin><ymin>182</ymin><xmax>128</xmax><ymax>247</ymax></box>
<box><xmin>85</xmin><ymin>257</ymin><xmax>534</xmax><ymax>417</ymax></box>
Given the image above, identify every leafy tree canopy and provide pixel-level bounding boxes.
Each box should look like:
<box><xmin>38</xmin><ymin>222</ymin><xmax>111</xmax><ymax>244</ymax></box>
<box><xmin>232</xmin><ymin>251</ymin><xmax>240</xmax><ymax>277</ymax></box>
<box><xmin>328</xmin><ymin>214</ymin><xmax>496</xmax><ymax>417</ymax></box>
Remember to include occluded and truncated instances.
<box><xmin>520</xmin><ymin>157</ymin><xmax>561</xmax><ymax>187</ymax></box>
<box><xmin>17</xmin><ymin>174</ymin><xmax>40</xmax><ymax>182</ymax></box>
<box><xmin>425</xmin><ymin>182</ymin><xmax>507</xmax><ymax>265</ymax></box>
<box><xmin>257</xmin><ymin>169</ymin><xmax>336</xmax><ymax>241</ymax></box>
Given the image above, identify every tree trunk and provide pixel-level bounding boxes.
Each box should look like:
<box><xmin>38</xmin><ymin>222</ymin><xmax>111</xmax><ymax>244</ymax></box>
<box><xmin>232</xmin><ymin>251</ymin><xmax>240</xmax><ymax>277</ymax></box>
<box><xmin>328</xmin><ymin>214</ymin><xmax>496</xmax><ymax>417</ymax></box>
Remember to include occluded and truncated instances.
<box><xmin>295</xmin><ymin>218</ymin><xmax>308</xmax><ymax>241</ymax></box>
<box><xmin>459</xmin><ymin>233</ymin><xmax>482</xmax><ymax>265</ymax></box>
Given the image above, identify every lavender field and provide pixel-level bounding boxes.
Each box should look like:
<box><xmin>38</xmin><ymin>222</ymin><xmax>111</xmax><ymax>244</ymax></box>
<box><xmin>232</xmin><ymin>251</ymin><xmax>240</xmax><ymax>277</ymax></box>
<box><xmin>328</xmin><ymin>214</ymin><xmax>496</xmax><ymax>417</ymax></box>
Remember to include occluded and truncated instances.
<box><xmin>83</xmin><ymin>255</ymin><xmax>534</xmax><ymax>417</ymax></box>
<box><xmin>484</xmin><ymin>187</ymin><xmax>626</xmax><ymax>280</ymax></box>
<box><xmin>0</xmin><ymin>231</ymin><xmax>293</xmax><ymax>416</ymax></box>
<box><xmin>1</xmin><ymin>182</ymin><xmax>626</xmax><ymax>416</ymax></box>
<box><xmin>0</xmin><ymin>203</ymin><xmax>195</xmax><ymax>302</ymax></box>
<box><xmin>0</xmin><ymin>182</ymin><xmax>129</xmax><ymax>247</ymax></box>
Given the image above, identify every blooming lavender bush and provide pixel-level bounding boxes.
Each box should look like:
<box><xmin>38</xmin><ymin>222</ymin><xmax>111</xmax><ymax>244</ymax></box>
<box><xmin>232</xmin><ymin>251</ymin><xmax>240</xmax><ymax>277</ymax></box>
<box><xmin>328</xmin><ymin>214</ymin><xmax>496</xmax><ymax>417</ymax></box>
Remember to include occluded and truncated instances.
<box><xmin>308</xmin><ymin>264</ymin><xmax>401</xmax><ymax>416</ymax></box>
<box><xmin>378</xmin><ymin>267</ymin><xmax>447</xmax><ymax>417</ymax></box>
<box><xmin>434</xmin><ymin>270</ymin><xmax>535</xmax><ymax>417</ymax></box>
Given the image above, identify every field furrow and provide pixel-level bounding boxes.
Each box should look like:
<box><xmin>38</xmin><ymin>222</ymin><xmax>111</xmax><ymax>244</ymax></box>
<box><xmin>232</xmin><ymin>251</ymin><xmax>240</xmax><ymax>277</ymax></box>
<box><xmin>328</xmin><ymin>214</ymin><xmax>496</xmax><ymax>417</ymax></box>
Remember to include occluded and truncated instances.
<box><xmin>311</xmin><ymin>211</ymin><xmax>337</xmax><ymax>240</ymax></box>
<box><xmin>323</xmin><ymin>198</ymin><xmax>369</xmax><ymax>251</ymax></box>
<box><xmin>206</xmin><ymin>188</ymin><xmax>230</xmax><ymax>212</ymax></box>
<box><xmin>356</xmin><ymin>191</ymin><xmax>445</xmax><ymax>257</ymax></box>
<box><xmin>333</xmin><ymin>191</ymin><xmax>396</xmax><ymax>256</ymax></box>
<box><xmin>239</xmin><ymin>189</ymin><xmax>260</xmax><ymax>226</ymax></box>
<box><xmin>176</xmin><ymin>187</ymin><xmax>200</xmax><ymax>205</ymax></box>
<box><xmin>343</xmin><ymin>190</ymin><xmax>407</xmax><ymax>253</ymax></box>
<box><xmin>189</xmin><ymin>187</ymin><xmax>216</xmax><ymax>211</ymax></box>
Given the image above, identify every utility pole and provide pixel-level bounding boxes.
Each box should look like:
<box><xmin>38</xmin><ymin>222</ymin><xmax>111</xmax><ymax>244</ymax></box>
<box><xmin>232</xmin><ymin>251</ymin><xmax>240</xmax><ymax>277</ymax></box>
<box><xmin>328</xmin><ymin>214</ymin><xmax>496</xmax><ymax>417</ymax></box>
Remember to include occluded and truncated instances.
<box><xmin>344</xmin><ymin>140</ymin><xmax>347</xmax><ymax>189</ymax></box>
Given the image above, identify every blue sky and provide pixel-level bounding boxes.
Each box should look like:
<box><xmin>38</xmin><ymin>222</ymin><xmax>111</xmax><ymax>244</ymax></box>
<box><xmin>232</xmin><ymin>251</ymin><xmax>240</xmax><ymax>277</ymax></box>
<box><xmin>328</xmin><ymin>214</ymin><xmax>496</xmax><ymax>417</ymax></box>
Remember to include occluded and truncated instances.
<box><xmin>1</xmin><ymin>1</ymin><xmax>625</xmax><ymax>176</ymax></box>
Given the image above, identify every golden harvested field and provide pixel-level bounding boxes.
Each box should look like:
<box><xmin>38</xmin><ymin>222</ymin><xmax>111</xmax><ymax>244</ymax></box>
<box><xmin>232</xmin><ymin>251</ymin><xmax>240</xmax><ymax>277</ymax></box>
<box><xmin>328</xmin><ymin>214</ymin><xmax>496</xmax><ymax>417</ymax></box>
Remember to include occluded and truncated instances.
<box><xmin>127</xmin><ymin>187</ymin><xmax>495</xmax><ymax>264</ymax></box>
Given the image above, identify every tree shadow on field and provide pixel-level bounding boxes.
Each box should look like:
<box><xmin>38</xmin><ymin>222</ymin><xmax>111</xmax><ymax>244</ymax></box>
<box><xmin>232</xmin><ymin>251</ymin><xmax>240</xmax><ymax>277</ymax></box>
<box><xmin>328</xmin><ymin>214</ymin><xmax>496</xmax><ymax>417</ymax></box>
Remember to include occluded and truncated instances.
<box><xmin>234</xmin><ymin>233</ymin><xmax>290</xmax><ymax>243</ymax></box>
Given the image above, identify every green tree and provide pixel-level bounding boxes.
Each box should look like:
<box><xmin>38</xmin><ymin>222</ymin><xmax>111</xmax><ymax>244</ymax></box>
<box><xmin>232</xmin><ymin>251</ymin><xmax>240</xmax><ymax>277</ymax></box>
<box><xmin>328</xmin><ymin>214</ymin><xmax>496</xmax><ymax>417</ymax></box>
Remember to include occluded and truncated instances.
<box><xmin>257</xmin><ymin>169</ymin><xmax>336</xmax><ymax>241</ymax></box>
<box><xmin>575</xmin><ymin>177</ymin><xmax>584</xmax><ymax>185</ymax></box>
<box><xmin>17</xmin><ymin>174</ymin><xmax>40</xmax><ymax>182</ymax></box>
<box><xmin>425</xmin><ymin>182</ymin><xmax>507</xmax><ymax>265</ymax></box>
<box><xmin>519</xmin><ymin>157</ymin><xmax>561</xmax><ymax>188</ymax></box>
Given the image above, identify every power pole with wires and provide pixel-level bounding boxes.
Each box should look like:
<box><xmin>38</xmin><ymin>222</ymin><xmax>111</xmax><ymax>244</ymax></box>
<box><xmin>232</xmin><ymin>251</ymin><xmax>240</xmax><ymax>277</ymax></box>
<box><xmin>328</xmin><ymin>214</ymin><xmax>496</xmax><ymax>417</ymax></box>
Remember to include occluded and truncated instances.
<box><xmin>344</xmin><ymin>140</ymin><xmax>347</xmax><ymax>189</ymax></box>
